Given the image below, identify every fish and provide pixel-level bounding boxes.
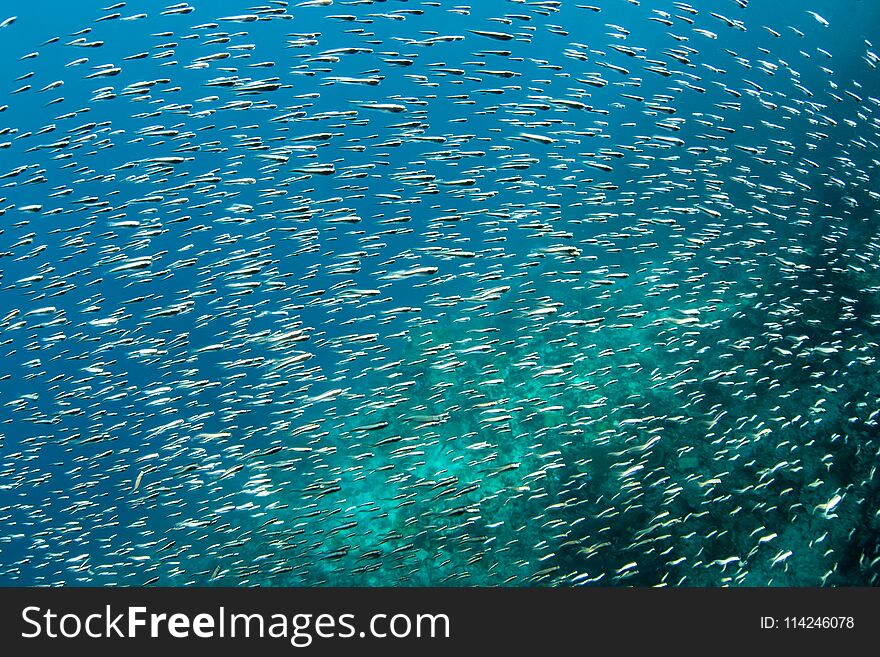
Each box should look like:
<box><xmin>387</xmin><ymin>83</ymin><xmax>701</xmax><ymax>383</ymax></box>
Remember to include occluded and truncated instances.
<box><xmin>0</xmin><ymin>0</ymin><xmax>876</xmax><ymax>591</ymax></box>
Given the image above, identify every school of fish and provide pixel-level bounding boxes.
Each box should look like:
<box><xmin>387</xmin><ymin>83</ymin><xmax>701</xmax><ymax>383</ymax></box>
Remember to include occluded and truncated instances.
<box><xmin>1</xmin><ymin>0</ymin><xmax>879</xmax><ymax>586</ymax></box>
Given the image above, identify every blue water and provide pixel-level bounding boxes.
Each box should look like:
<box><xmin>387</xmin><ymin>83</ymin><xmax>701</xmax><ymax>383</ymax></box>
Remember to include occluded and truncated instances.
<box><xmin>1</xmin><ymin>0</ymin><xmax>879</xmax><ymax>586</ymax></box>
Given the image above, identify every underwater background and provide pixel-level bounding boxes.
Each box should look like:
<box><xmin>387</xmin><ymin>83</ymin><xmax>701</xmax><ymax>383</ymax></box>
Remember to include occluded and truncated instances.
<box><xmin>1</xmin><ymin>0</ymin><xmax>880</xmax><ymax>586</ymax></box>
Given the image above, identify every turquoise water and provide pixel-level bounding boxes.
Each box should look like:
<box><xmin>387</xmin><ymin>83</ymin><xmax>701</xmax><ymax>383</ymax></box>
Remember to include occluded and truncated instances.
<box><xmin>1</xmin><ymin>0</ymin><xmax>879</xmax><ymax>586</ymax></box>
